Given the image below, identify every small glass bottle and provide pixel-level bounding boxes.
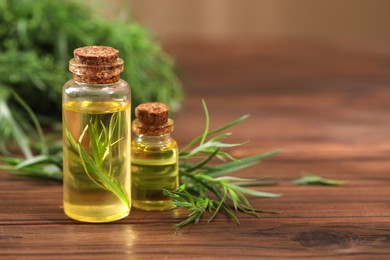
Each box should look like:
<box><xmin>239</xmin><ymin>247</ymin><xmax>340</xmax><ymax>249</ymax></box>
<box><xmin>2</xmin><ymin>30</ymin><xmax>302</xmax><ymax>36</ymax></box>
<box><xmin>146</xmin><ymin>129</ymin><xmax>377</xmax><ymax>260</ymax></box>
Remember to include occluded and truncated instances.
<box><xmin>62</xmin><ymin>46</ymin><xmax>131</xmax><ymax>222</ymax></box>
<box><xmin>131</xmin><ymin>102</ymin><xmax>179</xmax><ymax>211</ymax></box>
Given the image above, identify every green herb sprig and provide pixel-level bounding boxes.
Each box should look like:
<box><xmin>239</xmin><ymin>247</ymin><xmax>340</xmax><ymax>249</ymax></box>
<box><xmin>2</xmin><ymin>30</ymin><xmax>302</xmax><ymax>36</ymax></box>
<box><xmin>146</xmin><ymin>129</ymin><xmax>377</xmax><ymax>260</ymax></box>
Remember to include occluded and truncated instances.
<box><xmin>0</xmin><ymin>91</ymin><xmax>62</xmax><ymax>180</ymax></box>
<box><xmin>292</xmin><ymin>172</ymin><xmax>349</xmax><ymax>186</ymax></box>
<box><xmin>0</xmin><ymin>95</ymin><xmax>282</xmax><ymax>227</ymax></box>
<box><xmin>64</xmin><ymin>114</ymin><xmax>130</xmax><ymax>207</ymax></box>
<box><xmin>164</xmin><ymin>100</ymin><xmax>282</xmax><ymax>228</ymax></box>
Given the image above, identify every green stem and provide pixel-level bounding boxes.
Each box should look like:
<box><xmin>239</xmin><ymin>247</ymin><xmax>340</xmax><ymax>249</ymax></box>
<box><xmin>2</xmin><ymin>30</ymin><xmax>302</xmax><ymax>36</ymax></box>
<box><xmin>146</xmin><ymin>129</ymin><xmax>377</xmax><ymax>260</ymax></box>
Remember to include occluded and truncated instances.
<box><xmin>12</xmin><ymin>91</ymin><xmax>48</xmax><ymax>156</ymax></box>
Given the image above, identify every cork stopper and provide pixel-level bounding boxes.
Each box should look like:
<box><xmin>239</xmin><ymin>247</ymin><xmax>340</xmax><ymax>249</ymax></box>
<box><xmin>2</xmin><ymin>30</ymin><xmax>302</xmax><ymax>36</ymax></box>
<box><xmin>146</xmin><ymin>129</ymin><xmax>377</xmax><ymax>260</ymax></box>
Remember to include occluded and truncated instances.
<box><xmin>133</xmin><ymin>102</ymin><xmax>174</xmax><ymax>136</ymax></box>
<box><xmin>74</xmin><ymin>46</ymin><xmax>119</xmax><ymax>65</ymax></box>
<box><xmin>69</xmin><ymin>46</ymin><xmax>124</xmax><ymax>84</ymax></box>
<box><xmin>136</xmin><ymin>102</ymin><xmax>170</xmax><ymax>126</ymax></box>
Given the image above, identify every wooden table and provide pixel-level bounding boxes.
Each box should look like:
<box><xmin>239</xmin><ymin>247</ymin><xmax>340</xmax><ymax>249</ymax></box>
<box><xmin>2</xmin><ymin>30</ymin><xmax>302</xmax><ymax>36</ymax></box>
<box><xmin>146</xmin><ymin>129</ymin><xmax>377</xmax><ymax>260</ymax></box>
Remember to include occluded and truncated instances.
<box><xmin>1</xmin><ymin>40</ymin><xmax>390</xmax><ymax>259</ymax></box>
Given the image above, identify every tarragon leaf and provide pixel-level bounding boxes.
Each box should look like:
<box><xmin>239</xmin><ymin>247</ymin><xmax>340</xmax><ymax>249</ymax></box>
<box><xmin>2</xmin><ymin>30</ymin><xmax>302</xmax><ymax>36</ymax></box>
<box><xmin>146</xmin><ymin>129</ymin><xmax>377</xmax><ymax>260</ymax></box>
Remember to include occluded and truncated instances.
<box><xmin>292</xmin><ymin>172</ymin><xmax>349</xmax><ymax>186</ymax></box>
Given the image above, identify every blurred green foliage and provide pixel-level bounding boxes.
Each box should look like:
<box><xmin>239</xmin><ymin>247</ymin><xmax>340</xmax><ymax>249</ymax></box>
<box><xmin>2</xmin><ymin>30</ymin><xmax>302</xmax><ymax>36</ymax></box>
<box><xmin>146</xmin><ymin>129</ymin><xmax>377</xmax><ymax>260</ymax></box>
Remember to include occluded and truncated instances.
<box><xmin>0</xmin><ymin>0</ymin><xmax>183</xmax><ymax>121</ymax></box>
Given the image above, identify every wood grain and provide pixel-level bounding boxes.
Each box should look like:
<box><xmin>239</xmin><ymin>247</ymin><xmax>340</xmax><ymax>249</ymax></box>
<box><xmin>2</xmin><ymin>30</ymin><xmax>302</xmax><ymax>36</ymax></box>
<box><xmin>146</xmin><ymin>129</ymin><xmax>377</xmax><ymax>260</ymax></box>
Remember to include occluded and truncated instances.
<box><xmin>1</xmin><ymin>40</ymin><xmax>390</xmax><ymax>258</ymax></box>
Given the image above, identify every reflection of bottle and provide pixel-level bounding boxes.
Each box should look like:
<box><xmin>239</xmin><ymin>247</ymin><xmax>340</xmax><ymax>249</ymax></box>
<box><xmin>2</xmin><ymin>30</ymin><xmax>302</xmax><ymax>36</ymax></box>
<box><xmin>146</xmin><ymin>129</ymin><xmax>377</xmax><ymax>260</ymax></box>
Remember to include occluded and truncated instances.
<box><xmin>62</xmin><ymin>46</ymin><xmax>131</xmax><ymax>222</ymax></box>
<box><xmin>131</xmin><ymin>102</ymin><xmax>179</xmax><ymax>211</ymax></box>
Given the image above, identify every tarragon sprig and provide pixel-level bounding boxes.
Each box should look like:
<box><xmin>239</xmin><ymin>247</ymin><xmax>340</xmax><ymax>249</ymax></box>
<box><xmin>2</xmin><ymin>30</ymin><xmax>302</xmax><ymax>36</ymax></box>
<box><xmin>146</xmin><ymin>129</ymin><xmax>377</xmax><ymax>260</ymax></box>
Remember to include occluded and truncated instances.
<box><xmin>65</xmin><ymin>115</ymin><xmax>130</xmax><ymax>208</ymax></box>
<box><xmin>163</xmin><ymin>100</ymin><xmax>282</xmax><ymax>228</ymax></box>
<box><xmin>292</xmin><ymin>172</ymin><xmax>349</xmax><ymax>186</ymax></box>
<box><xmin>0</xmin><ymin>90</ymin><xmax>62</xmax><ymax>180</ymax></box>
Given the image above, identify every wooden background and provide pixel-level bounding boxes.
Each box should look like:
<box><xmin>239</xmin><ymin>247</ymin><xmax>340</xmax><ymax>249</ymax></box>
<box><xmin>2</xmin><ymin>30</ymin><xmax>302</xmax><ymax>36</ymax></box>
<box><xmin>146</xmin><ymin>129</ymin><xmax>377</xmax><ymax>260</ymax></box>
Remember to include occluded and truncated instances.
<box><xmin>1</xmin><ymin>39</ymin><xmax>390</xmax><ymax>258</ymax></box>
<box><xmin>126</xmin><ymin>0</ymin><xmax>390</xmax><ymax>41</ymax></box>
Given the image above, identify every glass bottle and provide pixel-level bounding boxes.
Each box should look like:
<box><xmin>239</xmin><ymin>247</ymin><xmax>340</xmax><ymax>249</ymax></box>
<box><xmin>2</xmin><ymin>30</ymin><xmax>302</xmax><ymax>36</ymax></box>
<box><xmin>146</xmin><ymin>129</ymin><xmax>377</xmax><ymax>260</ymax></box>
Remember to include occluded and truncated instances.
<box><xmin>131</xmin><ymin>102</ymin><xmax>179</xmax><ymax>211</ymax></box>
<box><xmin>62</xmin><ymin>46</ymin><xmax>131</xmax><ymax>222</ymax></box>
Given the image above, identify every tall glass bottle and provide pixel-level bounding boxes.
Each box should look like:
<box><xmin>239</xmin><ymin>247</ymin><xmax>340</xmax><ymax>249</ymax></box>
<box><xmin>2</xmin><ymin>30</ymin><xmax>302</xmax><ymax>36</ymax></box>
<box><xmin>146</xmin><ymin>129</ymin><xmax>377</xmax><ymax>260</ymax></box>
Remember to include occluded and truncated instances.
<box><xmin>62</xmin><ymin>46</ymin><xmax>131</xmax><ymax>222</ymax></box>
<box><xmin>131</xmin><ymin>102</ymin><xmax>179</xmax><ymax>211</ymax></box>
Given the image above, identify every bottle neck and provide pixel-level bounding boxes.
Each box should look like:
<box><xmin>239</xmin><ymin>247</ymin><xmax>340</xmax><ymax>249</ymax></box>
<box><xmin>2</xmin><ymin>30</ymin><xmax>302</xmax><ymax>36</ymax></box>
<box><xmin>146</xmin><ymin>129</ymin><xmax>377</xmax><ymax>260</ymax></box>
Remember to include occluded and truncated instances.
<box><xmin>133</xmin><ymin>133</ymin><xmax>173</xmax><ymax>146</ymax></box>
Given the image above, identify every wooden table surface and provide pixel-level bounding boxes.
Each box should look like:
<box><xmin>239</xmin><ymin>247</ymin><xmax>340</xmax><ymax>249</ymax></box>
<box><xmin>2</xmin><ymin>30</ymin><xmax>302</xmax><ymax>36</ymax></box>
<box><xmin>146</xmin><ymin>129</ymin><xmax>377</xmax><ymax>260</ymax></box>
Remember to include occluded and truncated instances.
<box><xmin>1</xmin><ymin>40</ymin><xmax>390</xmax><ymax>259</ymax></box>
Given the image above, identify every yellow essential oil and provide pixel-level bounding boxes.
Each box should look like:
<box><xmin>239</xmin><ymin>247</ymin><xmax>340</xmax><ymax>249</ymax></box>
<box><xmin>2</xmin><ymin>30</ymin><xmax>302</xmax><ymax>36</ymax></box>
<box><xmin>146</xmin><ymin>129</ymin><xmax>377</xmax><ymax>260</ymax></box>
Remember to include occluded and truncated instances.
<box><xmin>132</xmin><ymin>138</ymin><xmax>178</xmax><ymax>210</ymax></box>
<box><xmin>63</xmin><ymin>101</ymin><xmax>131</xmax><ymax>222</ymax></box>
<box><xmin>62</xmin><ymin>46</ymin><xmax>131</xmax><ymax>222</ymax></box>
<box><xmin>131</xmin><ymin>102</ymin><xmax>179</xmax><ymax>211</ymax></box>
